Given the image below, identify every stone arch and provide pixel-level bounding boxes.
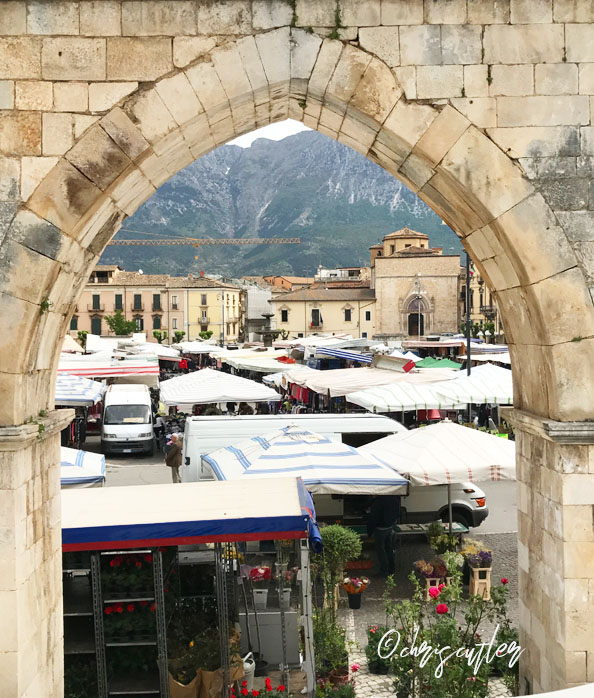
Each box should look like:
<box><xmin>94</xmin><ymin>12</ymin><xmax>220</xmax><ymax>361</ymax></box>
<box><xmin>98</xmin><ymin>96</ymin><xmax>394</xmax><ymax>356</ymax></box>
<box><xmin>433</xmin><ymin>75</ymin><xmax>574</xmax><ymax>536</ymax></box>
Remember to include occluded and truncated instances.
<box><xmin>2</xmin><ymin>26</ymin><xmax>594</xmax><ymax>697</ymax></box>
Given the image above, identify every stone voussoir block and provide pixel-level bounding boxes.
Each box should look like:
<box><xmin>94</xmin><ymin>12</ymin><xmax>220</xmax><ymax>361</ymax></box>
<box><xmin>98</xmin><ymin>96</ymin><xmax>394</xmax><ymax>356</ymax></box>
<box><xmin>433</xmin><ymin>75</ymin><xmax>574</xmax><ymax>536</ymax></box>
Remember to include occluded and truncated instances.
<box><xmin>66</xmin><ymin>124</ymin><xmax>133</xmax><ymax>191</ymax></box>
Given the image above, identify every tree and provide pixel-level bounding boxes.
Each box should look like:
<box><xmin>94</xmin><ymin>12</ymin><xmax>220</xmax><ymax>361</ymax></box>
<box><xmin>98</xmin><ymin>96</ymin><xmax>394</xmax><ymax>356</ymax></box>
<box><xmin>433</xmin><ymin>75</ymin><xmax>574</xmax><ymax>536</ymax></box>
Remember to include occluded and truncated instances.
<box><xmin>199</xmin><ymin>330</ymin><xmax>213</xmax><ymax>340</ymax></box>
<box><xmin>104</xmin><ymin>310</ymin><xmax>136</xmax><ymax>336</ymax></box>
<box><xmin>77</xmin><ymin>330</ymin><xmax>88</xmax><ymax>349</ymax></box>
<box><xmin>153</xmin><ymin>330</ymin><xmax>168</xmax><ymax>344</ymax></box>
<box><xmin>173</xmin><ymin>330</ymin><xmax>186</xmax><ymax>344</ymax></box>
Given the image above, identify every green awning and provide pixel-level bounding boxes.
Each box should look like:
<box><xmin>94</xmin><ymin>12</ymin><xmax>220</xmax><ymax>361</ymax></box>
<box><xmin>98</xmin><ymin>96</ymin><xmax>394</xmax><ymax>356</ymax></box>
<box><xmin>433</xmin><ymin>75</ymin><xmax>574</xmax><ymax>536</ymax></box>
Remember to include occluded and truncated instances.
<box><xmin>416</xmin><ymin>357</ymin><xmax>461</xmax><ymax>369</ymax></box>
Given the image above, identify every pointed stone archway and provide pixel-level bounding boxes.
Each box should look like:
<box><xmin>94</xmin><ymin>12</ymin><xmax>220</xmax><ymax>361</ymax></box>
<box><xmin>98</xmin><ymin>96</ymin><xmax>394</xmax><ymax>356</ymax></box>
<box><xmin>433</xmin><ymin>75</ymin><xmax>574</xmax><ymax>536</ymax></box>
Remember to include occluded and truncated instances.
<box><xmin>2</xmin><ymin>15</ymin><xmax>594</xmax><ymax>697</ymax></box>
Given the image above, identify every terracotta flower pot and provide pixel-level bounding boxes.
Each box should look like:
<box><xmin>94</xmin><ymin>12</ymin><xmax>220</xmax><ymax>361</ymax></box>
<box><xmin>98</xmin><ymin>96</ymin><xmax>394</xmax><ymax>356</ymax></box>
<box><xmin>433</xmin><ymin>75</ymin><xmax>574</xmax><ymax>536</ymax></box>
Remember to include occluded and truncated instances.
<box><xmin>328</xmin><ymin>668</ymin><xmax>349</xmax><ymax>686</ymax></box>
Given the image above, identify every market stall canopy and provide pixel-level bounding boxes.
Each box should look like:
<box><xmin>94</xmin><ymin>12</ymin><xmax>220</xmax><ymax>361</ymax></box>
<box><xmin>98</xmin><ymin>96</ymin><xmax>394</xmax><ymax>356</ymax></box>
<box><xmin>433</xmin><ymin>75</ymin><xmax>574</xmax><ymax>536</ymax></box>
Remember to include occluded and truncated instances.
<box><xmin>203</xmin><ymin>425</ymin><xmax>408</xmax><ymax>495</ymax></box>
<box><xmin>390</xmin><ymin>350</ymin><xmax>421</xmax><ymax>363</ymax></box>
<box><xmin>347</xmin><ymin>380</ymin><xmax>465</xmax><ymax>413</ymax></box>
<box><xmin>415</xmin><ymin>357</ymin><xmax>461</xmax><ymax>369</ymax></box>
<box><xmin>459</xmin><ymin>352</ymin><xmax>511</xmax><ymax>365</ymax></box>
<box><xmin>262</xmin><ymin>365</ymin><xmax>319</xmax><ymax>387</ymax></box>
<box><xmin>360</xmin><ymin>420</ymin><xmax>515</xmax><ymax>486</ymax></box>
<box><xmin>55</xmin><ymin>374</ymin><xmax>105</xmax><ymax>407</ymax></box>
<box><xmin>218</xmin><ymin>347</ymin><xmax>293</xmax><ymax>373</ymax></box>
<box><xmin>62</xmin><ymin>334</ymin><xmax>84</xmax><ymax>353</ymax></box>
<box><xmin>62</xmin><ymin>477</ymin><xmax>313</xmax><ymax>550</ymax></box>
<box><xmin>61</xmin><ymin>447</ymin><xmax>106</xmax><ymax>488</ymax></box>
<box><xmin>315</xmin><ymin>347</ymin><xmax>372</xmax><ymax>363</ymax></box>
<box><xmin>159</xmin><ymin>367</ymin><xmax>280</xmax><ymax>406</ymax></box>
<box><xmin>58</xmin><ymin>354</ymin><xmax>160</xmax><ymax>384</ymax></box>
<box><xmin>274</xmin><ymin>334</ymin><xmax>353</xmax><ymax>349</ymax></box>
<box><xmin>294</xmin><ymin>366</ymin><xmax>458</xmax><ymax>398</ymax></box>
<box><xmin>435</xmin><ymin>363</ymin><xmax>513</xmax><ymax>405</ymax></box>
<box><xmin>173</xmin><ymin>341</ymin><xmax>225</xmax><ymax>354</ymax></box>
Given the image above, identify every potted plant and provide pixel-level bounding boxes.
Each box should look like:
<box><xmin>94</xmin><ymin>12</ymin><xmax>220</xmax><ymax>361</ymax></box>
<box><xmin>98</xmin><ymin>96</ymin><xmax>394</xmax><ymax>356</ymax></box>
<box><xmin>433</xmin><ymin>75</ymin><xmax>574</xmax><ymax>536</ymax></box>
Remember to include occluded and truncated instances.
<box><xmin>342</xmin><ymin>576</ymin><xmax>369</xmax><ymax>609</ymax></box>
<box><xmin>249</xmin><ymin>565</ymin><xmax>271</xmax><ymax>609</ymax></box>
<box><xmin>365</xmin><ymin>625</ymin><xmax>391</xmax><ymax>675</ymax></box>
<box><xmin>426</xmin><ymin>520</ymin><xmax>459</xmax><ymax>554</ymax></box>
<box><xmin>413</xmin><ymin>559</ymin><xmax>445</xmax><ymax>600</ymax></box>
<box><xmin>315</xmin><ymin>525</ymin><xmax>362</xmax><ymax>620</ymax></box>
<box><xmin>313</xmin><ymin>612</ymin><xmax>349</xmax><ymax>686</ymax></box>
<box><xmin>461</xmin><ymin>538</ymin><xmax>493</xmax><ymax>600</ymax></box>
<box><xmin>439</xmin><ymin>550</ymin><xmax>464</xmax><ymax>585</ymax></box>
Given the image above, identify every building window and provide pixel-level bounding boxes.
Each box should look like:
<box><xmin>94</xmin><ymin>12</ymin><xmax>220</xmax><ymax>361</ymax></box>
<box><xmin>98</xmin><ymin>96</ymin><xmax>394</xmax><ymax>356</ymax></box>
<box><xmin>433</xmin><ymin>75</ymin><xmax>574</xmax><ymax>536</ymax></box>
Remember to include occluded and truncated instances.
<box><xmin>70</xmin><ymin>316</ymin><xmax>78</xmax><ymax>331</ymax></box>
<box><xmin>91</xmin><ymin>316</ymin><xmax>101</xmax><ymax>335</ymax></box>
<box><xmin>171</xmin><ymin>295</ymin><xmax>178</xmax><ymax>310</ymax></box>
<box><xmin>311</xmin><ymin>309</ymin><xmax>321</xmax><ymax>327</ymax></box>
<box><xmin>201</xmin><ymin>294</ymin><xmax>207</xmax><ymax>306</ymax></box>
<box><xmin>377</xmin><ymin>251</ymin><xmax>382</xmax><ymax>257</ymax></box>
<box><xmin>134</xmin><ymin>316</ymin><xmax>143</xmax><ymax>331</ymax></box>
<box><xmin>390</xmin><ymin>245</ymin><xmax>395</xmax><ymax>254</ymax></box>
<box><xmin>172</xmin><ymin>318</ymin><xmax>178</xmax><ymax>330</ymax></box>
<box><xmin>281</xmin><ymin>309</ymin><xmax>288</xmax><ymax>323</ymax></box>
<box><xmin>200</xmin><ymin>325</ymin><xmax>208</xmax><ymax>332</ymax></box>
<box><xmin>362</xmin><ymin>332</ymin><xmax>368</xmax><ymax>338</ymax></box>
<box><xmin>365</xmin><ymin>310</ymin><xmax>371</xmax><ymax>321</ymax></box>
<box><xmin>152</xmin><ymin>293</ymin><xmax>161</xmax><ymax>311</ymax></box>
<box><xmin>200</xmin><ymin>311</ymin><xmax>208</xmax><ymax>323</ymax></box>
<box><xmin>114</xmin><ymin>294</ymin><xmax>123</xmax><ymax>310</ymax></box>
<box><xmin>344</xmin><ymin>308</ymin><xmax>352</xmax><ymax>322</ymax></box>
<box><xmin>227</xmin><ymin>324</ymin><xmax>231</xmax><ymax>334</ymax></box>
<box><xmin>298</xmin><ymin>333</ymin><xmax>304</xmax><ymax>338</ymax></box>
<box><xmin>92</xmin><ymin>294</ymin><xmax>101</xmax><ymax>310</ymax></box>
<box><xmin>133</xmin><ymin>294</ymin><xmax>142</xmax><ymax>310</ymax></box>
<box><xmin>153</xmin><ymin>316</ymin><xmax>161</xmax><ymax>330</ymax></box>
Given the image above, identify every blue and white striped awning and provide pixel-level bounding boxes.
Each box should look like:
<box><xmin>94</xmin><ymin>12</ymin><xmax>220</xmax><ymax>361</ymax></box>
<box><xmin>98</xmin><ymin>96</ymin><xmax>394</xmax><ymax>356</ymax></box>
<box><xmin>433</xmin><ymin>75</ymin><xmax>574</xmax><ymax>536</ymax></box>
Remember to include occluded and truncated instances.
<box><xmin>55</xmin><ymin>374</ymin><xmax>105</xmax><ymax>407</ymax></box>
<box><xmin>315</xmin><ymin>347</ymin><xmax>372</xmax><ymax>363</ymax></box>
<box><xmin>203</xmin><ymin>425</ymin><xmax>408</xmax><ymax>495</ymax></box>
<box><xmin>61</xmin><ymin>447</ymin><xmax>106</xmax><ymax>487</ymax></box>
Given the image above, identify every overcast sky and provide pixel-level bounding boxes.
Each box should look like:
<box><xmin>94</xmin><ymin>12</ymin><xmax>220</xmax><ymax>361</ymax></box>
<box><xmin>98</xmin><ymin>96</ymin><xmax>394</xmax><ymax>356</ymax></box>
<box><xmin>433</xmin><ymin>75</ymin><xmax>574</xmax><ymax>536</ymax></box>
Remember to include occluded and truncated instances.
<box><xmin>229</xmin><ymin>119</ymin><xmax>312</xmax><ymax>147</ymax></box>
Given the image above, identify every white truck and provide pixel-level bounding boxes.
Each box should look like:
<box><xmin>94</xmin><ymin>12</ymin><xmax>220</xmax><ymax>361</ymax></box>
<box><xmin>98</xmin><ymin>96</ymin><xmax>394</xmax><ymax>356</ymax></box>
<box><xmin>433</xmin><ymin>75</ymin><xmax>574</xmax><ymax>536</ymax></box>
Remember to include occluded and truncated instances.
<box><xmin>181</xmin><ymin>414</ymin><xmax>488</xmax><ymax>528</ymax></box>
<box><xmin>101</xmin><ymin>384</ymin><xmax>154</xmax><ymax>456</ymax></box>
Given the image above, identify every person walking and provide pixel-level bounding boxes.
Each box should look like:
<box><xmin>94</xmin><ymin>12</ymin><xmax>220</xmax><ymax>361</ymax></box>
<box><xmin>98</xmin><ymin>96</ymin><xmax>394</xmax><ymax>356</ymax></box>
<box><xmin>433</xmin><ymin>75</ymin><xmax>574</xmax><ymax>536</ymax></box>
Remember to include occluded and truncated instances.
<box><xmin>367</xmin><ymin>495</ymin><xmax>401</xmax><ymax>576</ymax></box>
<box><xmin>165</xmin><ymin>433</ymin><xmax>182</xmax><ymax>483</ymax></box>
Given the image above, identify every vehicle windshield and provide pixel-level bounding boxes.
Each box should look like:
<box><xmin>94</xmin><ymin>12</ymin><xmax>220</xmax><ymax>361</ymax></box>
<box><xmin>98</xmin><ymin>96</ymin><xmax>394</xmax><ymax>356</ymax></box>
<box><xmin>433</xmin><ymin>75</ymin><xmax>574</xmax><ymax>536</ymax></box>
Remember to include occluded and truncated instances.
<box><xmin>104</xmin><ymin>405</ymin><xmax>151</xmax><ymax>425</ymax></box>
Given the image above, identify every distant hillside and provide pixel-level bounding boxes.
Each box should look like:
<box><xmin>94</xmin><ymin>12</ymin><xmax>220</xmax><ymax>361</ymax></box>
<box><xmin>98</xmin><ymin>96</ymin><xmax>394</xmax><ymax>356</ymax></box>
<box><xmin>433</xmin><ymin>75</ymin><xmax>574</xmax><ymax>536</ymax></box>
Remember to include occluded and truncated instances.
<box><xmin>100</xmin><ymin>130</ymin><xmax>462</xmax><ymax>276</ymax></box>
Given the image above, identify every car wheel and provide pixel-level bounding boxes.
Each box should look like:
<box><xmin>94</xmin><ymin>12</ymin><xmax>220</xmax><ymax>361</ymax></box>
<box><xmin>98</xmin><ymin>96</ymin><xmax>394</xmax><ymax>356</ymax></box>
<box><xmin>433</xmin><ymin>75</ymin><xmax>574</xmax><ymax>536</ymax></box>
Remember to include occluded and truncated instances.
<box><xmin>441</xmin><ymin>509</ymin><xmax>472</xmax><ymax>528</ymax></box>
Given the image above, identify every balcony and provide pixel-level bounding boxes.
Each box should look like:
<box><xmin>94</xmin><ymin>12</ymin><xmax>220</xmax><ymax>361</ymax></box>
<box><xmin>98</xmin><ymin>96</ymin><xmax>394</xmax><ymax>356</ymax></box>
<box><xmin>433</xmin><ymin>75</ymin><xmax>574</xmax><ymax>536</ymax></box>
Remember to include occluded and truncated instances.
<box><xmin>310</xmin><ymin>322</ymin><xmax>323</xmax><ymax>329</ymax></box>
<box><xmin>87</xmin><ymin>303</ymin><xmax>105</xmax><ymax>312</ymax></box>
<box><xmin>152</xmin><ymin>304</ymin><xmax>163</xmax><ymax>312</ymax></box>
<box><xmin>113</xmin><ymin>305</ymin><xmax>123</xmax><ymax>312</ymax></box>
<box><xmin>171</xmin><ymin>304</ymin><xmax>178</xmax><ymax>310</ymax></box>
<box><xmin>199</xmin><ymin>317</ymin><xmax>210</xmax><ymax>324</ymax></box>
<box><xmin>131</xmin><ymin>304</ymin><xmax>144</xmax><ymax>312</ymax></box>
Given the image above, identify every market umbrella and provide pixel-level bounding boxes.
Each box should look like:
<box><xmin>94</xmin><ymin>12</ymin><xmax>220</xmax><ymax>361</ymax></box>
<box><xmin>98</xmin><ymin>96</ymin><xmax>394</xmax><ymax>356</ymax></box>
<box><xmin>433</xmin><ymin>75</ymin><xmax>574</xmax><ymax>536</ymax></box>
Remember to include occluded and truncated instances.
<box><xmin>435</xmin><ymin>363</ymin><xmax>513</xmax><ymax>405</ymax></box>
<box><xmin>202</xmin><ymin>425</ymin><xmax>408</xmax><ymax>495</ymax></box>
<box><xmin>360</xmin><ymin>420</ymin><xmax>515</xmax><ymax>532</ymax></box>
<box><xmin>60</xmin><ymin>447</ymin><xmax>106</xmax><ymax>488</ymax></box>
<box><xmin>55</xmin><ymin>373</ymin><xmax>105</xmax><ymax>407</ymax></box>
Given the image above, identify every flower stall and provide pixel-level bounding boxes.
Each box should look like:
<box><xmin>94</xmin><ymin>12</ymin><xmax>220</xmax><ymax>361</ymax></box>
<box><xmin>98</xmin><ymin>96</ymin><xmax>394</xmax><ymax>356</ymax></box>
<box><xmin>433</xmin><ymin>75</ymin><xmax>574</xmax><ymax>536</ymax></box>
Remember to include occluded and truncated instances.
<box><xmin>61</xmin><ymin>477</ymin><xmax>319</xmax><ymax>698</ymax></box>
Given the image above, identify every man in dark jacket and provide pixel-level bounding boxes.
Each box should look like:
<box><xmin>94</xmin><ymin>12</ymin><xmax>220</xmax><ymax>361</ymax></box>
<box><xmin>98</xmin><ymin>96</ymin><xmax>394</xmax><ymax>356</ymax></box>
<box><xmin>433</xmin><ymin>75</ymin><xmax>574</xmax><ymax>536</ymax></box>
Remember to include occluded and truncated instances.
<box><xmin>165</xmin><ymin>434</ymin><xmax>182</xmax><ymax>483</ymax></box>
<box><xmin>367</xmin><ymin>495</ymin><xmax>401</xmax><ymax>576</ymax></box>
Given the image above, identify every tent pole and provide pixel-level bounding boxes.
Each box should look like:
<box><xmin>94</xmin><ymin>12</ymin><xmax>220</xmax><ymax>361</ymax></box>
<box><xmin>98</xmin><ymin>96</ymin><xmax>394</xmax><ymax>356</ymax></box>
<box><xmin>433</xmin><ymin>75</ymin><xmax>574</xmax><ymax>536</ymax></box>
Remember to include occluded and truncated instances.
<box><xmin>466</xmin><ymin>252</ymin><xmax>472</xmax><ymax>425</ymax></box>
<box><xmin>447</xmin><ymin>483</ymin><xmax>453</xmax><ymax>536</ymax></box>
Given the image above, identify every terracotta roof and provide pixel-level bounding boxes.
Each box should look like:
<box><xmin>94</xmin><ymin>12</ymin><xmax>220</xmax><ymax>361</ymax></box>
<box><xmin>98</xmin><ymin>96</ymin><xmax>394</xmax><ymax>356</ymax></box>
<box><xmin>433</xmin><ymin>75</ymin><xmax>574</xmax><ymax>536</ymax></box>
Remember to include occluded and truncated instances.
<box><xmin>274</xmin><ymin>287</ymin><xmax>376</xmax><ymax>302</ymax></box>
<box><xmin>93</xmin><ymin>265</ymin><xmax>120</xmax><ymax>272</ymax></box>
<box><xmin>383</xmin><ymin>227</ymin><xmax>429</xmax><ymax>240</ymax></box>
<box><xmin>117</xmin><ymin>271</ymin><xmax>170</xmax><ymax>286</ymax></box>
<box><xmin>393</xmin><ymin>247</ymin><xmax>439</xmax><ymax>257</ymax></box>
<box><xmin>167</xmin><ymin>276</ymin><xmax>233</xmax><ymax>289</ymax></box>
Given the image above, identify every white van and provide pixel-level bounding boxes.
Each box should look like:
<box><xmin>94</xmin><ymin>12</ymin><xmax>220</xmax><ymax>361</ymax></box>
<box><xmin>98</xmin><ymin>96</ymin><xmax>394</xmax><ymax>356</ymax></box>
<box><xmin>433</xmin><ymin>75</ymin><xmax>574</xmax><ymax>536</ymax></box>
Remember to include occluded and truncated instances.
<box><xmin>101</xmin><ymin>384</ymin><xmax>154</xmax><ymax>456</ymax></box>
<box><xmin>181</xmin><ymin>413</ymin><xmax>408</xmax><ymax>482</ymax></box>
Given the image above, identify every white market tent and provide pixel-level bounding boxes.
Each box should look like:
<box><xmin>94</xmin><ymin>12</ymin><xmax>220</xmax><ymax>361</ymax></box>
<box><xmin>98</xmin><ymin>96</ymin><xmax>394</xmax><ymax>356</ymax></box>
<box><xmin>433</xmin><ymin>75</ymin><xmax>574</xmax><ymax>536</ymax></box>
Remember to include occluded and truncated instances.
<box><xmin>61</xmin><ymin>447</ymin><xmax>106</xmax><ymax>488</ymax></box>
<box><xmin>263</xmin><ymin>365</ymin><xmax>318</xmax><ymax>387</ymax></box>
<box><xmin>347</xmin><ymin>380</ymin><xmax>466</xmax><ymax>413</ymax></box>
<box><xmin>159</xmin><ymin>367</ymin><xmax>280</xmax><ymax>406</ymax></box>
<box><xmin>390</xmin><ymin>349</ymin><xmax>421</xmax><ymax>363</ymax></box>
<box><xmin>203</xmin><ymin>425</ymin><xmax>409</xmax><ymax>495</ymax></box>
<box><xmin>58</xmin><ymin>353</ymin><xmax>160</xmax><ymax>386</ymax></box>
<box><xmin>436</xmin><ymin>363</ymin><xmax>513</xmax><ymax>405</ymax></box>
<box><xmin>298</xmin><ymin>366</ymin><xmax>458</xmax><ymax>398</ymax></box>
<box><xmin>217</xmin><ymin>347</ymin><xmax>294</xmax><ymax>373</ymax></box>
<box><xmin>174</xmin><ymin>341</ymin><xmax>225</xmax><ymax>354</ymax></box>
<box><xmin>459</xmin><ymin>352</ymin><xmax>512</xmax><ymax>365</ymax></box>
<box><xmin>360</xmin><ymin>420</ymin><xmax>515</xmax><ymax>486</ymax></box>
<box><xmin>62</xmin><ymin>335</ymin><xmax>84</xmax><ymax>353</ymax></box>
<box><xmin>55</xmin><ymin>374</ymin><xmax>105</xmax><ymax>407</ymax></box>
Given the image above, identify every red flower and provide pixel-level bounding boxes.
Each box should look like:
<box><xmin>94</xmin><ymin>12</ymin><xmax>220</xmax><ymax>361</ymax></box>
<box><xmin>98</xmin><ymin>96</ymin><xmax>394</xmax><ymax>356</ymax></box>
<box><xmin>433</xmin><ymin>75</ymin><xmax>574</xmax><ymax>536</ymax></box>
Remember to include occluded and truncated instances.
<box><xmin>110</xmin><ymin>559</ymin><xmax>117</xmax><ymax>567</ymax></box>
<box><xmin>135</xmin><ymin>561</ymin><xmax>142</xmax><ymax>569</ymax></box>
<box><xmin>150</xmin><ymin>602</ymin><xmax>156</xmax><ymax>613</ymax></box>
<box><xmin>242</xmin><ymin>681</ymin><xmax>247</xmax><ymax>687</ymax></box>
<box><xmin>428</xmin><ymin>587</ymin><xmax>440</xmax><ymax>599</ymax></box>
<box><xmin>144</xmin><ymin>554</ymin><xmax>153</xmax><ymax>563</ymax></box>
<box><xmin>139</xmin><ymin>600</ymin><xmax>148</xmax><ymax>607</ymax></box>
<box><xmin>104</xmin><ymin>606</ymin><xmax>113</xmax><ymax>615</ymax></box>
<box><xmin>127</xmin><ymin>603</ymin><xmax>135</xmax><ymax>612</ymax></box>
<box><xmin>265</xmin><ymin>678</ymin><xmax>272</xmax><ymax>687</ymax></box>
<box><xmin>501</xmin><ymin>578</ymin><xmax>508</xmax><ymax>585</ymax></box>
<box><xmin>351</xmin><ymin>663</ymin><xmax>360</xmax><ymax>672</ymax></box>
<box><xmin>253</xmin><ymin>692</ymin><xmax>260</xmax><ymax>697</ymax></box>
<box><xmin>436</xmin><ymin>604</ymin><xmax>449</xmax><ymax>615</ymax></box>
<box><xmin>115</xmin><ymin>604</ymin><xmax>124</xmax><ymax>614</ymax></box>
<box><xmin>241</xmin><ymin>690</ymin><xmax>248</xmax><ymax>696</ymax></box>
<box><xmin>276</xmin><ymin>686</ymin><xmax>285</xmax><ymax>693</ymax></box>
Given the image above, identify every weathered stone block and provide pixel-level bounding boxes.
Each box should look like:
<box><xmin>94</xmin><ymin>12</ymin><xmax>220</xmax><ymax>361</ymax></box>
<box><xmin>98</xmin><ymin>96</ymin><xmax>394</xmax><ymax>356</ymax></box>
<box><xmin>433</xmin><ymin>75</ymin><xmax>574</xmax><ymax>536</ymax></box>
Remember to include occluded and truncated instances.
<box><xmin>566</xmin><ymin>25</ymin><xmax>594</xmax><ymax>63</ymax></box>
<box><xmin>42</xmin><ymin>38</ymin><xmax>106</xmax><ymax>81</ymax></box>
<box><xmin>394</xmin><ymin>66</ymin><xmax>415</xmax><ymax>99</ymax></box>
<box><xmin>6</xmin><ymin>209</ymin><xmax>64</xmax><ymax>264</ymax></box>
<box><xmin>0</xmin><ymin>81</ymin><xmax>14</xmax><ymax>109</ymax></box>
<box><xmin>554</xmin><ymin>0</ymin><xmax>594</xmax><ymax>22</ymax></box>
<box><xmin>73</xmin><ymin>114</ymin><xmax>99</xmax><ymax>139</ymax></box>
<box><xmin>0</xmin><ymin>112</ymin><xmax>41</xmax><ymax>156</ymax></box>
<box><xmin>497</xmin><ymin>96</ymin><xmax>590</xmax><ymax>127</ymax></box>
<box><xmin>0</xmin><ymin>158</ymin><xmax>19</xmax><ymax>201</ymax></box>
<box><xmin>535</xmin><ymin>64</ymin><xmax>578</xmax><ymax>96</ymax></box>
<box><xmin>307</xmin><ymin>39</ymin><xmax>343</xmax><ymax>100</ymax></box>
<box><xmin>463</xmin><ymin>65</ymin><xmax>488</xmax><ymax>98</ymax></box>
<box><xmin>109</xmin><ymin>166</ymin><xmax>156</xmax><ymax>216</ymax></box>
<box><xmin>173</xmin><ymin>37</ymin><xmax>216</xmax><ymax>68</ymax></box>
<box><xmin>53</xmin><ymin>82</ymin><xmax>88</xmax><ymax>112</ymax></box>
<box><xmin>380</xmin><ymin>0</ymin><xmax>423</xmax><ymax>24</ymax></box>
<box><xmin>15</xmin><ymin>81</ymin><xmax>52</xmax><ymax>111</ymax></box>
<box><xmin>197</xmin><ymin>1</ymin><xmax>251</xmax><ymax>35</ymax></box>
<box><xmin>106</xmin><ymin>38</ymin><xmax>172</xmax><ymax>81</ymax></box>
<box><xmin>295</xmin><ymin>0</ymin><xmax>335</xmax><ymax>26</ymax></box>
<box><xmin>0</xmin><ymin>38</ymin><xmax>41</xmax><ymax>79</ymax></box>
<box><xmin>89</xmin><ymin>82</ymin><xmax>137</xmax><ymax>112</ymax></box>
<box><xmin>42</xmin><ymin>112</ymin><xmax>72</xmax><ymax>156</ymax></box>
<box><xmin>340</xmin><ymin>0</ymin><xmax>380</xmax><ymax>26</ymax></box>
<box><xmin>490</xmin><ymin>64</ymin><xmax>534</xmax><ymax>97</ymax></box>
<box><xmin>122</xmin><ymin>1</ymin><xmax>197</xmax><ymax>36</ymax></box>
<box><xmin>126</xmin><ymin>88</ymin><xmax>177</xmax><ymax>145</ymax></box>
<box><xmin>0</xmin><ymin>1</ymin><xmax>26</xmax><ymax>34</ymax></box>
<box><xmin>326</xmin><ymin>44</ymin><xmax>370</xmax><ymax>114</ymax></box>
<box><xmin>484</xmin><ymin>25</ymin><xmax>563</xmax><ymax>64</ymax></box>
<box><xmin>80</xmin><ymin>1</ymin><xmax>121</xmax><ymax>36</ymax></box>
<box><xmin>350</xmin><ymin>56</ymin><xmax>401</xmax><ymax>125</ymax></box>
<box><xmin>424</xmin><ymin>0</ymin><xmax>466</xmax><ymax>23</ymax></box>
<box><xmin>487</xmin><ymin>125</ymin><xmax>579</xmax><ymax>158</ymax></box>
<box><xmin>413</xmin><ymin>105</ymin><xmax>468</xmax><ymax>167</ymax></box>
<box><xmin>27</xmin><ymin>159</ymin><xmax>102</xmax><ymax>234</ymax></box>
<box><xmin>539</xmin><ymin>177</ymin><xmax>590</xmax><ymax>211</ymax></box>
<box><xmin>186</xmin><ymin>61</ymin><xmax>229</xmax><ymax>115</ymax></box>
<box><xmin>416</xmin><ymin>65</ymin><xmax>463</xmax><ymax>99</ymax></box>
<box><xmin>255</xmin><ymin>27</ymin><xmax>290</xmax><ymax>94</ymax></box>
<box><xmin>252</xmin><ymin>0</ymin><xmax>292</xmax><ymax>30</ymax></box>
<box><xmin>212</xmin><ymin>43</ymin><xmax>253</xmax><ymax>105</ymax></box>
<box><xmin>66</xmin><ymin>125</ymin><xmax>132</xmax><ymax>191</ymax></box>
<box><xmin>399</xmin><ymin>25</ymin><xmax>440</xmax><ymax>66</ymax></box>
<box><xmin>467</xmin><ymin>0</ymin><xmax>510</xmax><ymax>23</ymax></box>
<box><xmin>20</xmin><ymin>156</ymin><xmax>58</xmax><ymax>201</ymax></box>
<box><xmin>511</xmin><ymin>0</ymin><xmax>552</xmax><ymax>23</ymax></box>
<box><xmin>359</xmin><ymin>27</ymin><xmax>399</xmax><ymax>69</ymax></box>
<box><xmin>156</xmin><ymin>72</ymin><xmax>202</xmax><ymax>126</ymax></box>
<box><xmin>579</xmin><ymin>64</ymin><xmax>594</xmax><ymax>96</ymax></box>
<box><xmin>441</xmin><ymin>25</ymin><xmax>482</xmax><ymax>65</ymax></box>
<box><xmin>556</xmin><ymin>211</ymin><xmax>594</xmax><ymax>242</ymax></box>
<box><xmin>27</xmin><ymin>1</ymin><xmax>79</xmax><ymax>35</ymax></box>
<box><xmin>520</xmin><ymin>156</ymin><xmax>577</xmax><ymax>180</ymax></box>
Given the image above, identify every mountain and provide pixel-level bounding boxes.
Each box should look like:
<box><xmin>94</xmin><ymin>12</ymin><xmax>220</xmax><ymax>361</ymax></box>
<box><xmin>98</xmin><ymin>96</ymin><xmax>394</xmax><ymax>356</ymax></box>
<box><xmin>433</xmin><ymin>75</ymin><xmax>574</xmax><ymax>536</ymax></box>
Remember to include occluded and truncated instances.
<box><xmin>99</xmin><ymin>130</ymin><xmax>462</xmax><ymax>277</ymax></box>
